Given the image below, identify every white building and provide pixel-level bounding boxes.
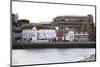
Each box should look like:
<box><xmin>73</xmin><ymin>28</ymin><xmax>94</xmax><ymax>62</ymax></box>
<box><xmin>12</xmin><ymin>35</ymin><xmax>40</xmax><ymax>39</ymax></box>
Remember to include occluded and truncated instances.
<box><xmin>65</xmin><ymin>28</ymin><xmax>74</xmax><ymax>42</ymax></box>
<box><xmin>22</xmin><ymin>27</ymin><xmax>38</xmax><ymax>42</ymax></box>
<box><xmin>22</xmin><ymin>27</ymin><xmax>56</xmax><ymax>42</ymax></box>
<box><xmin>38</xmin><ymin>29</ymin><xmax>56</xmax><ymax>40</ymax></box>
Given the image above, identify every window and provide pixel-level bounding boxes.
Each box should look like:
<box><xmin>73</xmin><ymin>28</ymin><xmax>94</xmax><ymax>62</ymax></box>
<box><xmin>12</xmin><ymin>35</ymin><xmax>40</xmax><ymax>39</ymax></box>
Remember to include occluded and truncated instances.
<box><xmin>70</xmin><ymin>19</ymin><xmax>77</xmax><ymax>22</ymax></box>
<box><xmin>78</xmin><ymin>19</ymin><xmax>84</xmax><ymax>22</ymax></box>
<box><xmin>65</xmin><ymin>19</ymin><xmax>69</xmax><ymax>21</ymax></box>
<box><xmin>61</xmin><ymin>19</ymin><xmax>65</xmax><ymax>22</ymax></box>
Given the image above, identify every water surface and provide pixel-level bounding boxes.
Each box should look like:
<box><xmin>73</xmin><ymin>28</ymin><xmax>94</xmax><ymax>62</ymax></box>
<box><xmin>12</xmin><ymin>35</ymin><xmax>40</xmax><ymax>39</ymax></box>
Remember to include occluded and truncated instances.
<box><xmin>12</xmin><ymin>48</ymin><xmax>95</xmax><ymax>66</ymax></box>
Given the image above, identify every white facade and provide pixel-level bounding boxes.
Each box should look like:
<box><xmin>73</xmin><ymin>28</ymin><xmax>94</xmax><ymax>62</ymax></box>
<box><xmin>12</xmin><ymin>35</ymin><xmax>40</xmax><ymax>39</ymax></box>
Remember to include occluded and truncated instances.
<box><xmin>22</xmin><ymin>28</ymin><xmax>56</xmax><ymax>42</ymax></box>
<box><xmin>22</xmin><ymin>29</ymin><xmax>31</xmax><ymax>39</ymax></box>
<box><xmin>65</xmin><ymin>30</ymin><xmax>74</xmax><ymax>42</ymax></box>
<box><xmin>22</xmin><ymin>26</ymin><xmax>89</xmax><ymax>42</ymax></box>
<box><xmin>22</xmin><ymin>27</ymin><xmax>38</xmax><ymax>42</ymax></box>
<box><xmin>38</xmin><ymin>29</ymin><xmax>56</xmax><ymax>40</ymax></box>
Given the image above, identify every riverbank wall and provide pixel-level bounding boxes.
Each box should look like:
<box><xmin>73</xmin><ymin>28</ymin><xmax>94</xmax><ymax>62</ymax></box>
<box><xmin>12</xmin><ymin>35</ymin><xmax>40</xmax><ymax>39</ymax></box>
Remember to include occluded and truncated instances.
<box><xmin>12</xmin><ymin>42</ymin><xmax>96</xmax><ymax>49</ymax></box>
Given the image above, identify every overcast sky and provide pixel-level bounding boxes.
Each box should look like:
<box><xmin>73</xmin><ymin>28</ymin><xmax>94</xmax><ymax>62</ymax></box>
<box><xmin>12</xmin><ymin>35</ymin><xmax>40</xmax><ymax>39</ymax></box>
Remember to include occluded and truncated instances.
<box><xmin>12</xmin><ymin>1</ymin><xmax>95</xmax><ymax>23</ymax></box>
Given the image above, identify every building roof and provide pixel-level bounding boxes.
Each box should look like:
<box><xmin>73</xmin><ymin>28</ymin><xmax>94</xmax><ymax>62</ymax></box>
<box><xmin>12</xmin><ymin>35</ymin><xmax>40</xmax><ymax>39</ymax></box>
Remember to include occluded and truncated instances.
<box><xmin>52</xmin><ymin>14</ymin><xmax>93</xmax><ymax>23</ymax></box>
<box><xmin>53</xmin><ymin>14</ymin><xmax>93</xmax><ymax>19</ymax></box>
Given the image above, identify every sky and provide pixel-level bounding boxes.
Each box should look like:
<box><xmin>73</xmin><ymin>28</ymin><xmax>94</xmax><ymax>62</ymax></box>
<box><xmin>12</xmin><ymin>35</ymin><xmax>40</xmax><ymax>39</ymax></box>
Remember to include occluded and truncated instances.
<box><xmin>12</xmin><ymin>1</ymin><xmax>95</xmax><ymax>23</ymax></box>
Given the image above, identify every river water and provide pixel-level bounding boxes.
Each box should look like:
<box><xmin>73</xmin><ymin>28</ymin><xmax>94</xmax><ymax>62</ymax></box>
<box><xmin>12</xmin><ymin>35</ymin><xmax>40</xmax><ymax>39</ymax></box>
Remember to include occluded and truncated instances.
<box><xmin>12</xmin><ymin>48</ymin><xmax>95</xmax><ymax>66</ymax></box>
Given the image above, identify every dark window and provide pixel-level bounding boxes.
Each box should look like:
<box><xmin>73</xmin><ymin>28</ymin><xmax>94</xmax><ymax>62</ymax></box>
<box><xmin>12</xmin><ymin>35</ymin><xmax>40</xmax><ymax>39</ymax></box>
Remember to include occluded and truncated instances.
<box><xmin>61</xmin><ymin>19</ymin><xmax>65</xmax><ymax>22</ymax></box>
<box><xmin>78</xmin><ymin>19</ymin><xmax>84</xmax><ymax>22</ymax></box>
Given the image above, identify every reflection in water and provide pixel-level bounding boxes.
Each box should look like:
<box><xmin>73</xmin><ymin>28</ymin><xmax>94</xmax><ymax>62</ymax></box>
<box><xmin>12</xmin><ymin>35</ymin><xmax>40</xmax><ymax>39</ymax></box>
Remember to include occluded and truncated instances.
<box><xmin>12</xmin><ymin>48</ymin><xmax>95</xmax><ymax>66</ymax></box>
